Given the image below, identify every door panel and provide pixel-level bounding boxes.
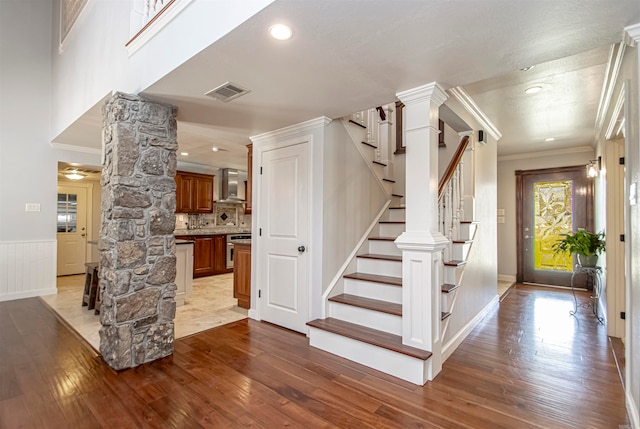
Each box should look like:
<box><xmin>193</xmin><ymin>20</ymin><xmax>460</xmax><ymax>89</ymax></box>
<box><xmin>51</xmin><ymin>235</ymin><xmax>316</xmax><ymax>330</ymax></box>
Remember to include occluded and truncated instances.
<box><xmin>57</xmin><ymin>186</ymin><xmax>87</xmax><ymax>275</ymax></box>
<box><xmin>518</xmin><ymin>167</ymin><xmax>593</xmax><ymax>286</ymax></box>
<box><xmin>259</xmin><ymin>142</ymin><xmax>309</xmax><ymax>333</ymax></box>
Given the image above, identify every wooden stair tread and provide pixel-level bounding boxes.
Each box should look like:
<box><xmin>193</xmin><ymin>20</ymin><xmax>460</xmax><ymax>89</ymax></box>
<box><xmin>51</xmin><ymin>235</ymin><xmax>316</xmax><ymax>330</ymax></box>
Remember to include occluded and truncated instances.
<box><xmin>441</xmin><ymin>283</ymin><xmax>460</xmax><ymax>293</ymax></box>
<box><xmin>343</xmin><ymin>272</ymin><xmax>402</xmax><ymax>286</ymax></box>
<box><xmin>368</xmin><ymin>236</ymin><xmax>398</xmax><ymax>241</ymax></box>
<box><xmin>379</xmin><ymin>221</ymin><xmax>405</xmax><ymax>224</ymax></box>
<box><xmin>328</xmin><ymin>294</ymin><xmax>402</xmax><ymax>316</ymax></box>
<box><xmin>460</xmin><ymin>221</ymin><xmax>479</xmax><ymax>224</ymax></box>
<box><xmin>372</xmin><ymin>160</ymin><xmax>387</xmax><ymax>166</ymax></box>
<box><xmin>382</xmin><ymin>178</ymin><xmax>396</xmax><ymax>183</ymax></box>
<box><xmin>307</xmin><ymin>318</ymin><xmax>432</xmax><ymax>360</ymax></box>
<box><xmin>348</xmin><ymin>119</ymin><xmax>366</xmax><ymax>129</ymax></box>
<box><xmin>392</xmin><ymin>193</ymin><xmax>404</xmax><ymax>198</ymax></box>
<box><xmin>388</xmin><ymin>207</ymin><xmax>405</xmax><ymax>210</ymax></box>
<box><xmin>358</xmin><ymin>253</ymin><xmax>402</xmax><ymax>262</ymax></box>
<box><xmin>361</xmin><ymin>141</ymin><xmax>376</xmax><ymax>148</ymax></box>
<box><xmin>452</xmin><ymin>239</ymin><xmax>473</xmax><ymax>244</ymax></box>
<box><xmin>444</xmin><ymin>260</ymin><xmax>466</xmax><ymax>267</ymax></box>
<box><xmin>441</xmin><ymin>312</ymin><xmax>452</xmax><ymax>321</ymax></box>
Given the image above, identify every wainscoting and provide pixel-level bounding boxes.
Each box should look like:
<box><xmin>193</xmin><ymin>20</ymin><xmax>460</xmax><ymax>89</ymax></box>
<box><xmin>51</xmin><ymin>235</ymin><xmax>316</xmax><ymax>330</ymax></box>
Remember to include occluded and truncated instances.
<box><xmin>0</xmin><ymin>240</ymin><xmax>56</xmax><ymax>301</ymax></box>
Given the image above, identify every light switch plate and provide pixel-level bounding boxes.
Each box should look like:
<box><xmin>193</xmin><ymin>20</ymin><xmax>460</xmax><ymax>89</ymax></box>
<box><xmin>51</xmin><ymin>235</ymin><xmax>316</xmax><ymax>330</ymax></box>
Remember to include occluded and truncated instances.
<box><xmin>25</xmin><ymin>203</ymin><xmax>40</xmax><ymax>212</ymax></box>
<box><xmin>497</xmin><ymin>216</ymin><xmax>505</xmax><ymax>224</ymax></box>
<box><xmin>497</xmin><ymin>208</ymin><xmax>505</xmax><ymax>216</ymax></box>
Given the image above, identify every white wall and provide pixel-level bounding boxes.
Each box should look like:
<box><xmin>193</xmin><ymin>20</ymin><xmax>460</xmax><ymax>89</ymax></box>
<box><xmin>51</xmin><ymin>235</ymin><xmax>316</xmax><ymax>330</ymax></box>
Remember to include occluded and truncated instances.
<box><xmin>496</xmin><ymin>149</ymin><xmax>595</xmax><ymax>279</ymax></box>
<box><xmin>322</xmin><ymin>121</ymin><xmax>387</xmax><ymax>292</ymax></box>
<box><xmin>441</xmin><ymin>97</ymin><xmax>499</xmax><ymax>346</ymax></box>
<box><xmin>438</xmin><ymin>122</ymin><xmax>463</xmax><ymax>179</ymax></box>
<box><xmin>50</xmin><ymin>0</ymin><xmax>274</xmax><ymax>141</ymax></box>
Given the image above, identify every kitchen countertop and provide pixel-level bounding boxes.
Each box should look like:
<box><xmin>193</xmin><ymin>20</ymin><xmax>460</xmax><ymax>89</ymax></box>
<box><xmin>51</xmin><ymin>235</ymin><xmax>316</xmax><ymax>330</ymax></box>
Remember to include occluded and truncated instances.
<box><xmin>174</xmin><ymin>226</ymin><xmax>251</xmax><ymax>236</ymax></box>
<box><xmin>175</xmin><ymin>239</ymin><xmax>195</xmax><ymax>245</ymax></box>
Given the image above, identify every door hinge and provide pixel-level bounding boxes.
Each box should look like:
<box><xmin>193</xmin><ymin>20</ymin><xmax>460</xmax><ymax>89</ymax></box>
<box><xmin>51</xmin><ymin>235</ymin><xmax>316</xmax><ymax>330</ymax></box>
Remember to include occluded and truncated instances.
<box><xmin>621</xmin><ymin>311</ymin><xmax>626</xmax><ymax>320</ymax></box>
<box><xmin>258</xmin><ymin>290</ymin><xmax>261</xmax><ymax>298</ymax></box>
<box><xmin>620</xmin><ymin>234</ymin><xmax>625</xmax><ymax>242</ymax></box>
<box><xmin>259</xmin><ymin>228</ymin><xmax>262</xmax><ymax>236</ymax></box>
<box><xmin>260</xmin><ymin>167</ymin><xmax>263</xmax><ymax>175</ymax></box>
<box><xmin>620</xmin><ymin>157</ymin><xmax>625</xmax><ymax>165</ymax></box>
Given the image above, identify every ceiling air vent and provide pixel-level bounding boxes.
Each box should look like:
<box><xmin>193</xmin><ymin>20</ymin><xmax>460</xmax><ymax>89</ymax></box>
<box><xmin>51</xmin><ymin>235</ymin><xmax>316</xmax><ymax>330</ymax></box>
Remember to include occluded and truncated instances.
<box><xmin>205</xmin><ymin>81</ymin><xmax>251</xmax><ymax>102</ymax></box>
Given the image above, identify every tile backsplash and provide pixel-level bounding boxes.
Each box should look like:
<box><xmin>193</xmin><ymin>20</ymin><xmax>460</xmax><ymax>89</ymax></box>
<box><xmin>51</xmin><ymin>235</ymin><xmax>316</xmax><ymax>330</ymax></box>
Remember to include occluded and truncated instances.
<box><xmin>175</xmin><ymin>203</ymin><xmax>251</xmax><ymax>230</ymax></box>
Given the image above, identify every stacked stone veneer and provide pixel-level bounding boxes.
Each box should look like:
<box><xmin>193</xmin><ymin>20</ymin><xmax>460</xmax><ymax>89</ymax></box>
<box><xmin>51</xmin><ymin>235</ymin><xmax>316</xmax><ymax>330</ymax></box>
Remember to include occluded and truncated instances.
<box><xmin>99</xmin><ymin>92</ymin><xmax>178</xmax><ymax>370</ymax></box>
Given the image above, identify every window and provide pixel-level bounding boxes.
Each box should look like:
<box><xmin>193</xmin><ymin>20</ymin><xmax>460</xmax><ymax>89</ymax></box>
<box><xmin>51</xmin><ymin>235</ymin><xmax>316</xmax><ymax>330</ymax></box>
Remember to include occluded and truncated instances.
<box><xmin>57</xmin><ymin>193</ymin><xmax>78</xmax><ymax>233</ymax></box>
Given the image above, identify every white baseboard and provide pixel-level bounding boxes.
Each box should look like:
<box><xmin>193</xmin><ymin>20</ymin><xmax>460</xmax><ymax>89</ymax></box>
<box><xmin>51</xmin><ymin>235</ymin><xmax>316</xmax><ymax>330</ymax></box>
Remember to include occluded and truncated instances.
<box><xmin>0</xmin><ymin>287</ymin><xmax>57</xmax><ymax>302</ymax></box>
<box><xmin>498</xmin><ymin>274</ymin><xmax>516</xmax><ymax>283</ymax></box>
<box><xmin>443</xmin><ymin>295</ymin><xmax>499</xmax><ymax>361</ymax></box>
<box><xmin>248</xmin><ymin>309</ymin><xmax>259</xmax><ymax>321</ymax></box>
<box><xmin>628</xmin><ymin>388</ymin><xmax>640</xmax><ymax>429</ymax></box>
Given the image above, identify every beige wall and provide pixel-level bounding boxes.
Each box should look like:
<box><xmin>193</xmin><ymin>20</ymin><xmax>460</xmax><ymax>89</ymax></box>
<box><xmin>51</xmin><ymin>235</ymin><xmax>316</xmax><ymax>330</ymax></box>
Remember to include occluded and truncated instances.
<box><xmin>496</xmin><ymin>149</ymin><xmax>595</xmax><ymax>278</ymax></box>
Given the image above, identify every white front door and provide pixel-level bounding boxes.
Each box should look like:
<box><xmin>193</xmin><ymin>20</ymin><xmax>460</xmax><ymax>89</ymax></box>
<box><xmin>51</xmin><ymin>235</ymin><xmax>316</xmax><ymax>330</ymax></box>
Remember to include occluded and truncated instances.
<box><xmin>258</xmin><ymin>141</ymin><xmax>309</xmax><ymax>333</ymax></box>
<box><xmin>57</xmin><ymin>186</ymin><xmax>88</xmax><ymax>275</ymax></box>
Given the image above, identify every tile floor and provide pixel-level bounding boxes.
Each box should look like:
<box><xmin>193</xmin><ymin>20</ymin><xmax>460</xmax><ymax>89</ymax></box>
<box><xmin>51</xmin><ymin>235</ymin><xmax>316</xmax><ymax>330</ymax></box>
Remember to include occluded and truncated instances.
<box><xmin>41</xmin><ymin>273</ymin><xmax>248</xmax><ymax>352</ymax></box>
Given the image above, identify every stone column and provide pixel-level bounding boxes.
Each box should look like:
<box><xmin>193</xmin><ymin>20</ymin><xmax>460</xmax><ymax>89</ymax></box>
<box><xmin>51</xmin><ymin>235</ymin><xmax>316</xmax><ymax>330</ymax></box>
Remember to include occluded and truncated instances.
<box><xmin>395</xmin><ymin>83</ymin><xmax>449</xmax><ymax>382</ymax></box>
<box><xmin>99</xmin><ymin>92</ymin><xmax>178</xmax><ymax>370</ymax></box>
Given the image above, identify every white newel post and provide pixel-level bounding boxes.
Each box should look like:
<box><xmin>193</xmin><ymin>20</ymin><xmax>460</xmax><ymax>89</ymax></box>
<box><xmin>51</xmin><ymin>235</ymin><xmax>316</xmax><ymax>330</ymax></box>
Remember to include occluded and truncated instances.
<box><xmin>395</xmin><ymin>83</ymin><xmax>449</xmax><ymax>382</ymax></box>
<box><xmin>379</xmin><ymin>105</ymin><xmax>394</xmax><ymax>179</ymax></box>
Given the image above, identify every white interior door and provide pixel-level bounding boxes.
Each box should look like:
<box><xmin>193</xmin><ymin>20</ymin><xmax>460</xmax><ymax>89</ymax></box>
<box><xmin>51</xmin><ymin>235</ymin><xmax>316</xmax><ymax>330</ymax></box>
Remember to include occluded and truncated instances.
<box><xmin>258</xmin><ymin>142</ymin><xmax>309</xmax><ymax>333</ymax></box>
<box><xmin>57</xmin><ymin>185</ymin><xmax>87</xmax><ymax>275</ymax></box>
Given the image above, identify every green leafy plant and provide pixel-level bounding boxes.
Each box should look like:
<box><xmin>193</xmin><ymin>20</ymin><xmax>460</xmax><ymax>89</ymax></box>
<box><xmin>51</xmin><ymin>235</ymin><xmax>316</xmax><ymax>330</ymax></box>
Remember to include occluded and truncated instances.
<box><xmin>552</xmin><ymin>229</ymin><xmax>606</xmax><ymax>256</ymax></box>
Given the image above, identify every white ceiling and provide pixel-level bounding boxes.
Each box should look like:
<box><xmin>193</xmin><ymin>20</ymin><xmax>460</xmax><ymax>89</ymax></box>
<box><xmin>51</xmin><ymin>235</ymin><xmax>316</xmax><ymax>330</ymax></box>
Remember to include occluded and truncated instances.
<box><xmin>54</xmin><ymin>0</ymin><xmax>640</xmax><ymax>169</ymax></box>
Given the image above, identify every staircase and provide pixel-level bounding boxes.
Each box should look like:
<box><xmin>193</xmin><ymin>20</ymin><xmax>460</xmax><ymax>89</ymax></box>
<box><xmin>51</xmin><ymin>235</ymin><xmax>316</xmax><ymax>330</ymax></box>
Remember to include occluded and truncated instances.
<box><xmin>307</xmin><ymin>107</ymin><xmax>477</xmax><ymax>385</ymax></box>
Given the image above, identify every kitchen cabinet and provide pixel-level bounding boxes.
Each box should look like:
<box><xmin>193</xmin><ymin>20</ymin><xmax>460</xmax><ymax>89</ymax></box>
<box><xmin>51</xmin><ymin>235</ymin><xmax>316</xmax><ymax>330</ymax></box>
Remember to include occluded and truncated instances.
<box><xmin>245</xmin><ymin>144</ymin><xmax>252</xmax><ymax>215</ymax></box>
<box><xmin>233</xmin><ymin>242</ymin><xmax>251</xmax><ymax>309</ymax></box>
<box><xmin>175</xmin><ymin>234</ymin><xmax>232</xmax><ymax>278</ymax></box>
<box><xmin>175</xmin><ymin>171</ymin><xmax>214</xmax><ymax>213</ymax></box>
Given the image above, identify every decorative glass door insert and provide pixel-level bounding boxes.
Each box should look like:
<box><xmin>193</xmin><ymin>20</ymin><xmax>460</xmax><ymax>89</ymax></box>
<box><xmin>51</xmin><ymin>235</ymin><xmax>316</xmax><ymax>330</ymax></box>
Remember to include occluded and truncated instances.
<box><xmin>533</xmin><ymin>180</ymin><xmax>573</xmax><ymax>272</ymax></box>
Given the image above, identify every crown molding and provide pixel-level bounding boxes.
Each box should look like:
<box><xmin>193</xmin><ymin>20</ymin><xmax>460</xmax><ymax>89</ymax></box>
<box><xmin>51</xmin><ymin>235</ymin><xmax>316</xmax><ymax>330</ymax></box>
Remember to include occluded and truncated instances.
<box><xmin>595</xmin><ymin>43</ymin><xmax>625</xmax><ymax>138</ymax></box>
<box><xmin>624</xmin><ymin>22</ymin><xmax>640</xmax><ymax>45</ymax></box>
<box><xmin>250</xmin><ymin>116</ymin><xmax>332</xmax><ymax>145</ymax></box>
<box><xmin>50</xmin><ymin>142</ymin><xmax>101</xmax><ymax>155</ymax></box>
<box><xmin>605</xmin><ymin>81</ymin><xmax>627</xmax><ymax>140</ymax></box>
<box><xmin>497</xmin><ymin>145</ymin><xmax>593</xmax><ymax>162</ymax></box>
<box><xmin>396</xmin><ymin>82</ymin><xmax>448</xmax><ymax>107</ymax></box>
<box><xmin>447</xmin><ymin>87</ymin><xmax>502</xmax><ymax>141</ymax></box>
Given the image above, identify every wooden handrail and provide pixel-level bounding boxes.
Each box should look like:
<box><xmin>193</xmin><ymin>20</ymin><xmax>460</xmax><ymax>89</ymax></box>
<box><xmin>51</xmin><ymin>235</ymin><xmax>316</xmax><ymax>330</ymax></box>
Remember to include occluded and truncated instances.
<box><xmin>438</xmin><ymin>135</ymin><xmax>470</xmax><ymax>198</ymax></box>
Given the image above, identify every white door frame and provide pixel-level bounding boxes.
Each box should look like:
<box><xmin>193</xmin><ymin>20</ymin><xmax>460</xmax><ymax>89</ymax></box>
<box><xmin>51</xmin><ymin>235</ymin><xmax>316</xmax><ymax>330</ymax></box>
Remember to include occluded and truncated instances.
<box><xmin>249</xmin><ymin>117</ymin><xmax>331</xmax><ymax>329</ymax></box>
<box><xmin>56</xmin><ymin>181</ymin><xmax>95</xmax><ymax>274</ymax></box>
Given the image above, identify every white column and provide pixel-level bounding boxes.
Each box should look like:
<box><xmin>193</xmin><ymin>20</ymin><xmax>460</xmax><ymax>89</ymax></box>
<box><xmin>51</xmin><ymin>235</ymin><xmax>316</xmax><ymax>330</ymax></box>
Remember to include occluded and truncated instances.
<box><xmin>379</xmin><ymin>104</ymin><xmax>394</xmax><ymax>178</ymax></box>
<box><xmin>395</xmin><ymin>82</ymin><xmax>449</xmax><ymax>381</ymax></box>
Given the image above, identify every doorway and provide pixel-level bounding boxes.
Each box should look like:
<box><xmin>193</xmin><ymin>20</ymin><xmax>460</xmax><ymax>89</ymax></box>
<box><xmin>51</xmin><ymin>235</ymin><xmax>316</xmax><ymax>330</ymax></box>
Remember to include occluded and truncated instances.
<box><xmin>516</xmin><ymin>166</ymin><xmax>594</xmax><ymax>287</ymax></box>
<box><xmin>258</xmin><ymin>140</ymin><xmax>310</xmax><ymax>334</ymax></box>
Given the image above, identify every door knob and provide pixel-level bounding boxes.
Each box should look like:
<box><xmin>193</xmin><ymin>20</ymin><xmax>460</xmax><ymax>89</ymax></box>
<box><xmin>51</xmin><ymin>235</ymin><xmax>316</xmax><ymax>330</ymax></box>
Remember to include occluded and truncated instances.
<box><xmin>81</xmin><ymin>233</ymin><xmax>86</xmax><ymax>237</ymax></box>
<box><xmin>298</xmin><ymin>245</ymin><xmax>306</xmax><ymax>253</ymax></box>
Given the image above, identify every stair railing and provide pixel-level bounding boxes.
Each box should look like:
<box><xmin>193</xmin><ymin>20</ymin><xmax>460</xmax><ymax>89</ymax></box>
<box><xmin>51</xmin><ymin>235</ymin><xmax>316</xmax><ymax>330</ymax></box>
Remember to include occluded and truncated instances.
<box><xmin>438</xmin><ymin>135</ymin><xmax>470</xmax><ymax>260</ymax></box>
<box><xmin>350</xmin><ymin>106</ymin><xmax>392</xmax><ymax>166</ymax></box>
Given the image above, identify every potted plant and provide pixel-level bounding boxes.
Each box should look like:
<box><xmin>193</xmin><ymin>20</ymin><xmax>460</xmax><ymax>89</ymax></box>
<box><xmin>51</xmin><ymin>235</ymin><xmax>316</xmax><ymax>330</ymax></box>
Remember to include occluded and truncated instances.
<box><xmin>552</xmin><ymin>229</ymin><xmax>606</xmax><ymax>267</ymax></box>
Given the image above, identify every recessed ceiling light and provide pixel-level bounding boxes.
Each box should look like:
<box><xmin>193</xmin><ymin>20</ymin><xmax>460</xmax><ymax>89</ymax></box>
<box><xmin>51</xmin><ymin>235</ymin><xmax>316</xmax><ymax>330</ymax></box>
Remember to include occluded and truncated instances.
<box><xmin>525</xmin><ymin>86</ymin><xmax>543</xmax><ymax>94</ymax></box>
<box><xmin>545</xmin><ymin>137</ymin><xmax>555</xmax><ymax>142</ymax></box>
<box><xmin>180</xmin><ymin>152</ymin><xmax>189</xmax><ymax>156</ymax></box>
<box><xmin>64</xmin><ymin>170</ymin><xmax>85</xmax><ymax>180</ymax></box>
<box><xmin>212</xmin><ymin>147</ymin><xmax>219</xmax><ymax>152</ymax></box>
<box><xmin>269</xmin><ymin>24</ymin><xmax>293</xmax><ymax>40</ymax></box>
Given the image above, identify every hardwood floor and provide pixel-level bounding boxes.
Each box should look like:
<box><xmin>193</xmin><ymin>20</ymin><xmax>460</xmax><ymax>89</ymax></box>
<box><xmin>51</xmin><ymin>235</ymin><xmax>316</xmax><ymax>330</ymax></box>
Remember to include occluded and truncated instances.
<box><xmin>0</xmin><ymin>284</ymin><xmax>628</xmax><ymax>428</ymax></box>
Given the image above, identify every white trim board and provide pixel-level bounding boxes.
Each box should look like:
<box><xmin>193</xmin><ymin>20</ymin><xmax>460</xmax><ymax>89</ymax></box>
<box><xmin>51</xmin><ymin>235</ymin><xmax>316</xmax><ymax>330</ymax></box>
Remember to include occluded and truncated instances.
<box><xmin>497</xmin><ymin>145</ymin><xmax>593</xmax><ymax>162</ymax></box>
<box><xmin>498</xmin><ymin>274</ymin><xmax>516</xmax><ymax>283</ymax></box>
<box><xmin>447</xmin><ymin>87</ymin><xmax>502</xmax><ymax>141</ymax></box>
<box><xmin>443</xmin><ymin>295</ymin><xmax>499</xmax><ymax>361</ymax></box>
<box><xmin>627</xmin><ymin>388</ymin><xmax>640</xmax><ymax>429</ymax></box>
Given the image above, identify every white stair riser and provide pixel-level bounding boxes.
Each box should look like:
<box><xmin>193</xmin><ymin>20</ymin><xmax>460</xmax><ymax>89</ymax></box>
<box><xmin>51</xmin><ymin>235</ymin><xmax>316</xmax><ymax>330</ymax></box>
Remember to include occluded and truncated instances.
<box><xmin>441</xmin><ymin>292</ymin><xmax>455</xmax><ymax>312</ymax></box>
<box><xmin>444</xmin><ymin>265</ymin><xmax>464</xmax><ymax>285</ymax></box>
<box><xmin>357</xmin><ymin>258</ymin><xmax>402</xmax><ymax>277</ymax></box>
<box><xmin>328</xmin><ymin>302</ymin><xmax>402</xmax><ymax>335</ymax></box>
<box><xmin>379</xmin><ymin>223</ymin><xmax>405</xmax><ymax>237</ymax></box>
<box><xmin>344</xmin><ymin>278</ymin><xmax>402</xmax><ymax>304</ymax></box>
<box><xmin>462</xmin><ymin>196</ymin><xmax>475</xmax><ymax>222</ymax></box>
<box><xmin>308</xmin><ymin>328</ymin><xmax>429</xmax><ymax>385</ymax></box>
<box><xmin>385</xmin><ymin>209</ymin><xmax>406</xmax><ymax>222</ymax></box>
<box><xmin>458</xmin><ymin>223</ymin><xmax>477</xmax><ymax>241</ymax></box>
<box><xmin>452</xmin><ymin>242</ymin><xmax>472</xmax><ymax>261</ymax></box>
<box><xmin>368</xmin><ymin>240</ymin><xmax>401</xmax><ymax>257</ymax></box>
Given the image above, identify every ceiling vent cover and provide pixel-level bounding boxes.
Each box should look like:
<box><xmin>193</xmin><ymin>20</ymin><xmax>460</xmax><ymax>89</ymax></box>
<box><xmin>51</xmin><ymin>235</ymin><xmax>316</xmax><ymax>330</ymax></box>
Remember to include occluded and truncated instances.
<box><xmin>205</xmin><ymin>82</ymin><xmax>251</xmax><ymax>102</ymax></box>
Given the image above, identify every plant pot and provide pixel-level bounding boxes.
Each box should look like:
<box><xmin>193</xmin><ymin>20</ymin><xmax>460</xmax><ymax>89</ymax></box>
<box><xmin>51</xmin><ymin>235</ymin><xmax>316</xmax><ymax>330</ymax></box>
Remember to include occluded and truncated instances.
<box><xmin>577</xmin><ymin>253</ymin><xmax>598</xmax><ymax>267</ymax></box>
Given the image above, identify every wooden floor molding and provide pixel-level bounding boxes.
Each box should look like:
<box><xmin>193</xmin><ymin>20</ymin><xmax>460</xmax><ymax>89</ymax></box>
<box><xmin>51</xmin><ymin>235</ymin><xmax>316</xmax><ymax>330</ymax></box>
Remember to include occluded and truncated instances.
<box><xmin>0</xmin><ymin>284</ymin><xmax>629</xmax><ymax>428</ymax></box>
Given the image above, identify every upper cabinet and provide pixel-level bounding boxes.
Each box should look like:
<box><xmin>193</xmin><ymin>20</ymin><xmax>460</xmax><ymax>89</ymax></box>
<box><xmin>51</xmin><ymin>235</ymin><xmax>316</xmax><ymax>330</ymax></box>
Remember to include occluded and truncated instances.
<box><xmin>175</xmin><ymin>171</ymin><xmax>214</xmax><ymax>213</ymax></box>
<box><xmin>245</xmin><ymin>144</ymin><xmax>253</xmax><ymax>215</ymax></box>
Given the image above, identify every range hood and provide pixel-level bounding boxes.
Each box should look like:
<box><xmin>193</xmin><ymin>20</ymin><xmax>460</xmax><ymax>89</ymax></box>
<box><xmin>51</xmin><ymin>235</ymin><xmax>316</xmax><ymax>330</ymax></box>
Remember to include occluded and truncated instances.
<box><xmin>218</xmin><ymin>168</ymin><xmax>247</xmax><ymax>203</ymax></box>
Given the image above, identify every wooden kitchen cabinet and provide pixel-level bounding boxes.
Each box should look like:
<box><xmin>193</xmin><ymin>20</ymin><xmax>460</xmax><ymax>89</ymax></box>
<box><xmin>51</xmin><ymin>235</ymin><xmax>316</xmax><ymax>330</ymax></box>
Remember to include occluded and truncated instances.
<box><xmin>213</xmin><ymin>234</ymin><xmax>228</xmax><ymax>274</ymax></box>
<box><xmin>233</xmin><ymin>242</ymin><xmax>251</xmax><ymax>309</ymax></box>
<box><xmin>192</xmin><ymin>236</ymin><xmax>215</xmax><ymax>277</ymax></box>
<box><xmin>175</xmin><ymin>171</ymin><xmax>214</xmax><ymax>213</ymax></box>
<box><xmin>176</xmin><ymin>234</ymin><xmax>232</xmax><ymax>278</ymax></box>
